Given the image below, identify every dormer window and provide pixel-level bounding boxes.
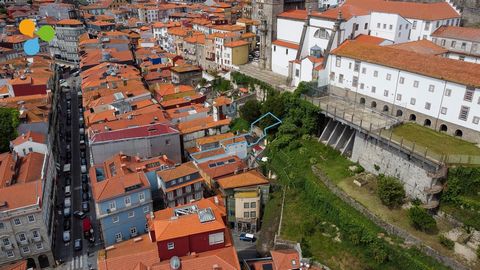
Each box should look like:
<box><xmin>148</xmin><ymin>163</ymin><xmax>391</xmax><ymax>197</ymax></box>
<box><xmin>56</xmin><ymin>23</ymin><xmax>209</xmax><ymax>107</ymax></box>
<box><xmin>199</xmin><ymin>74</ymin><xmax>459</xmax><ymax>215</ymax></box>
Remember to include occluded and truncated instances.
<box><xmin>310</xmin><ymin>45</ymin><xmax>322</xmax><ymax>58</ymax></box>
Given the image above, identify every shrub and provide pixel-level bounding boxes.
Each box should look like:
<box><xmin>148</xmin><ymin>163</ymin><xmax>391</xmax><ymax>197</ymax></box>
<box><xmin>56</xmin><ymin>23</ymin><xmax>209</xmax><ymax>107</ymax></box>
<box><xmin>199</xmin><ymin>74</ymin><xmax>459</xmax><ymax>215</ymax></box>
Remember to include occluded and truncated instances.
<box><xmin>377</xmin><ymin>176</ymin><xmax>405</xmax><ymax>208</ymax></box>
<box><xmin>477</xmin><ymin>247</ymin><xmax>480</xmax><ymax>258</ymax></box>
<box><xmin>300</xmin><ymin>237</ymin><xmax>312</xmax><ymax>258</ymax></box>
<box><xmin>374</xmin><ymin>164</ymin><xmax>380</xmax><ymax>171</ymax></box>
<box><xmin>408</xmin><ymin>206</ymin><xmax>437</xmax><ymax>233</ymax></box>
<box><xmin>353</xmin><ymin>164</ymin><xmax>365</xmax><ymax>174</ymax></box>
<box><xmin>438</xmin><ymin>235</ymin><xmax>454</xmax><ymax>250</ymax></box>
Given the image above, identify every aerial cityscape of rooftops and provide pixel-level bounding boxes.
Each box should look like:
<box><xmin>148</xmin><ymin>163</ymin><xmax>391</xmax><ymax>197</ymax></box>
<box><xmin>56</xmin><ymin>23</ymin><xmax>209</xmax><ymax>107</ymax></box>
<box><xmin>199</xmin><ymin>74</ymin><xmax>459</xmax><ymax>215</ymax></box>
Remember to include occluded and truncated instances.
<box><xmin>0</xmin><ymin>0</ymin><xmax>480</xmax><ymax>268</ymax></box>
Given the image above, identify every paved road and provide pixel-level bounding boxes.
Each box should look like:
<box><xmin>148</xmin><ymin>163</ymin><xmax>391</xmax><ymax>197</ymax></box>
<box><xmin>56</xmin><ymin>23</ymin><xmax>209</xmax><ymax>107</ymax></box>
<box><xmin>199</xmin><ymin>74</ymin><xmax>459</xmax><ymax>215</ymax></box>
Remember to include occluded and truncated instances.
<box><xmin>53</xmin><ymin>71</ymin><xmax>100</xmax><ymax>270</ymax></box>
<box><xmin>232</xmin><ymin>231</ymin><xmax>258</xmax><ymax>260</ymax></box>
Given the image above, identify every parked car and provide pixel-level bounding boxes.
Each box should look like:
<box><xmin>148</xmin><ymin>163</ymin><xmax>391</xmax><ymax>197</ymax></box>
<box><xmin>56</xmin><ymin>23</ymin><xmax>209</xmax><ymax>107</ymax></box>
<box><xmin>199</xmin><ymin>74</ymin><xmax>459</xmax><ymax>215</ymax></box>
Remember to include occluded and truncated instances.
<box><xmin>82</xmin><ymin>183</ymin><xmax>88</xmax><ymax>192</ymax></box>
<box><xmin>65</xmin><ymin>185</ymin><xmax>71</xmax><ymax>197</ymax></box>
<box><xmin>82</xmin><ymin>202</ymin><xmax>90</xmax><ymax>213</ymax></box>
<box><xmin>65</xmin><ymin>177</ymin><xmax>71</xmax><ymax>186</ymax></box>
<box><xmin>74</xmin><ymin>211</ymin><xmax>86</xmax><ymax>219</ymax></box>
<box><xmin>82</xmin><ymin>192</ymin><xmax>89</xmax><ymax>202</ymax></box>
<box><xmin>81</xmin><ymin>165</ymin><xmax>87</xmax><ymax>174</ymax></box>
<box><xmin>63</xmin><ymin>231</ymin><xmax>71</xmax><ymax>242</ymax></box>
<box><xmin>64</xmin><ymin>197</ymin><xmax>71</xmax><ymax>208</ymax></box>
<box><xmin>66</xmin><ymin>118</ymin><xmax>71</xmax><ymax>126</ymax></box>
<box><xmin>63</xmin><ymin>207</ymin><xmax>71</xmax><ymax>217</ymax></box>
<box><xmin>63</xmin><ymin>219</ymin><xmax>71</xmax><ymax>230</ymax></box>
<box><xmin>239</xmin><ymin>233</ymin><xmax>255</xmax><ymax>242</ymax></box>
<box><xmin>81</xmin><ymin>158</ymin><xmax>86</xmax><ymax>166</ymax></box>
<box><xmin>74</xmin><ymin>239</ymin><xmax>82</xmax><ymax>251</ymax></box>
<box><xmin>81</xmin><ymin>174</ymin><xmax>88</xmax><ymax>184</ymax></box>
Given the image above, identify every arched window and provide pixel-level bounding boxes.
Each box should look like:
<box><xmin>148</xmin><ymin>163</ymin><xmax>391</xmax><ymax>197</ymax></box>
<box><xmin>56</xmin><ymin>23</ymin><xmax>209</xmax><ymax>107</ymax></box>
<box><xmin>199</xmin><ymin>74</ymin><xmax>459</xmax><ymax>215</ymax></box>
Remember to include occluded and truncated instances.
<box><xmin>439</xmin><ymin>124</ymin><xmax>448</xmax><ymax>132</ymax></box>
<box><xmin>359</xmin><ymin>98</ymin><xmax>366</xmax><ymax>105</ymax></box>
<box><xmin>455</xmin><ymin>129</ymin><xmax>463</xmax><ymax>137</ymax></box>
<box><xmin>314</xmin><ymin>28</ymin><xmax>330</xmax><ymax>39</ymax></box>
<box><xmin>424</xmin><ymin>119</ymin><xmax>432</xmax><ymax>127</ymax></box>
<box><xmin>371</xmin><ymin>101</ymin><xmax>377</xmax><ymax>108</ymax></box>
<box><xmin>409</xmin><ymin>114</ymin><xmax>417</xmax><ymax>121</ymax></box>
<box><xmin>382</xmin><ymin>105</ymin><xmax>389</xmax><ymax>112</ymax></box>
<box><xmin>396</xmin><ymin>110</ymin><xmax>403</xmax><ymax>117</ymax></box>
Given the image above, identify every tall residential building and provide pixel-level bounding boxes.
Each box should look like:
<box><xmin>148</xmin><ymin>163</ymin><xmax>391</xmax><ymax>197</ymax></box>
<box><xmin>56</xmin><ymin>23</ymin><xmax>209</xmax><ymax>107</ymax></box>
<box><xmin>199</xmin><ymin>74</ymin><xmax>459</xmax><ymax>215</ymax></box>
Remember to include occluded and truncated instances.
<box><xmin>51</xmin><ymin>19</ymin><xmax>86</xmax><ymax>64</ymax></box>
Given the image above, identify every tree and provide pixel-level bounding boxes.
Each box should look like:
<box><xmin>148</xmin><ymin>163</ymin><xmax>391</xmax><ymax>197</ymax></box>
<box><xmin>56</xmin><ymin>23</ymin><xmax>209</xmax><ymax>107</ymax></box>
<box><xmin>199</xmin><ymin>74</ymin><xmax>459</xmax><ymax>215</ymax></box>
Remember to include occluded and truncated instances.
<box><xmin>408</xmin><ymin>206</ymin><xmax>437</xmax><ymax>233</ymax></box>
<box><xmin>0</xmin><ymin>108</ymin><xmax>20</xmax><ymax>152</ymax></box>
<box><xmin>239</xmin><ymin>100</ymin><xmax>262</xmax><ymax>124</ymax></box>
<box><xmin>377</xmin><ymin>175</ymin><xmax>405</xmax><ymax>208</ymax></box>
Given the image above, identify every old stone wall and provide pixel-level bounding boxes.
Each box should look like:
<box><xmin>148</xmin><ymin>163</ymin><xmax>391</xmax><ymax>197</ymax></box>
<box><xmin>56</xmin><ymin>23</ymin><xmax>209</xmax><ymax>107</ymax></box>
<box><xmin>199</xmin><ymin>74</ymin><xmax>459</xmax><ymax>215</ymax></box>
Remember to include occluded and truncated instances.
<box><xmin>350</xmin><ymin>132</ymin><xmax>436</xmax><ymax>202</ymax></box>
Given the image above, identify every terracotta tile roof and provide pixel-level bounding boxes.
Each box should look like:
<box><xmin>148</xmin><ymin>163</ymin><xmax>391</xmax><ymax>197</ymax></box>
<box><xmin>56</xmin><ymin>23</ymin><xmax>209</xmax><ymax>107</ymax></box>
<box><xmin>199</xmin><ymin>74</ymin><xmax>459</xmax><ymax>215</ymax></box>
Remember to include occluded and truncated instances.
<box><xmin>56</xmin><ymin>19</ymin><xmax>83</xmax><ymax>25</ymax></box>
<box><xmin>184</xmin><ymin>33</ymin><xmax>206</xmax><ymax>44</ymax></box>
<box><xmin>0</xmin><ymin>153</ymin><xmax>15</xmax><ymax>188</ymax></box>
<box><xmin>90</xmin><ymin>123</ymin><xmax>178</xmax><ymax>143</ymax></box>
<box><xmin>165</xmin><ymin>104</ymin><xmax>209</xmax><ymax>120</ymax></box>
<box><xmin>191</xmin><ymin>148</ymin><xmax>226</xmax><ymax>160</ymax></box>
<box><xmin>0</xmin><ymin>261</ymin><xmax>27</xmax><ymax>270</ymax></box>
<box><xmin>91</xmin><ymin>171</ymin><xmax>150</xmax><ymax>202</ymax></box>
<box><xmin>272</xmin><ymin>40</ymin><xmax>299</xmax><ymax>50</ymax></box>
<box><xmin>213</xmin><ymin>96</ymin><xmax>232</xmax><ymax>106</ymax></box>
<box><xmin>332</xmin><ymin>40</ymin><xmax>480</xmax><ymax>87</ymax></box>
<box><xmin>167</xmin><ymin>27</ymin><xmax>189</xmax><ymax>37</ymax></box>
<box><xmin>224</xmin><ymin>40</ymin><xmax>249</xmax><ymax>48</ymax></box>
<box><xmin>197</xmin><ymin>155</ymin><xmax>246</xmax><ymax>179</ymax></box>
<box><xmin>195</xmin><ymin>132</ymin><xmax>235</xmax><ymax>146</ymax></box>
<box><xmin>177</xmin><ymin>116</ymin><xmax>231</xmax><ymax>134</ymax></box>
<box><xmin>170</xmin><ymin>64</ymin><xmax>201</xmax><ymax>73</ymax></box>
<box><xmin>156</xmin><ymin>161</ymin><xmax>198</xmax><ymax>182</ymax></box>
<box><xmin>16</xmin><ymin>152</ymin><xmax>45</xmax><ymax>184</ymax></box>
<box><xmin>277</xmin><ymin>9</ymin><xmax>308</xmax><ymax>20</ymax></box>
<box><xmin>149</xmin><ymin>197</ymin><xmax>226</xmax><ymax>241</ymax></box>
<box><xmin>388</xmin><ymin>39</ymin><xmax>448</xmax><ymax>56</ymax></box>
<box><xmin>211</xmin><ymin>24</ymin><xmax>245</xmax><ymax>32</ymax></box>
<box><xmin>153</xmin><ymin>84</ymin><xmax>194</xmax><ymax>97</ymax></box>
<box><xmin>1</xmin><ymin>34</ymin><xmax>29</xmax><ymax>43</ymax></box>
<box><xmin>240</xmin><ymin>32</ymin><xmax>256</xmax><ymax>39</ymax></box>
<box><xmin>270</xmin><ymin>249</ymin><xmax>300</xmax><ymax>270</ymax></box>
<box><xmin>85</xmin><ymin>109</ymin><xmax>117</xmax><ymax>126</ymax></box>
<box><xmin>432</xmin><ymin>25</ymin><xmax>480</xmax><ymax>43</ymax></box>
<box><xmin>354</xmin><ymin>34</ymin><xmax>387</xmax><ymax>45</ymax></box>
<box><xmin>11</xmin><ymin>131</ymin><xmax>46</xmax><ymax>146</ymax></box>
<box><xmin>236</xmin><ymin>18</ymin><xmax>260</xmax><ymax>25</ymax></box>
<box><xmin>0</xmin><ymin>167</ymin><xmax>42</xmax><ymax>211</ymax></box>
<box><xmin>216</xmin><ymin>170</ymin><xmax>269</xmax><ymax>189</ymax></box>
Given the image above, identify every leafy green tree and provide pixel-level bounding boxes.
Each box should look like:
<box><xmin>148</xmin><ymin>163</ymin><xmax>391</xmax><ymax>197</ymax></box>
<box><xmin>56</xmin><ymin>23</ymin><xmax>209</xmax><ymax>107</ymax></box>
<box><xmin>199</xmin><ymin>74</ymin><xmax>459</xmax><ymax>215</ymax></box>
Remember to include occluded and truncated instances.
<box><xmin>408</xmin><ymin>206</ymin><xmax>437</xmax><ymax>233</ymax></box>
<box><xmin>239</xmin><ymin>100</ymin><xmax>262</xmax><ymax>124</ymax></box>
<box><xmin>377</xmin><ymin>175</ymin><xmax>405</xmax><ymax>208</ymax></box>
<box><xmin>0</xmin><ymin>108</ymin><xmax>20</xmax><ymax>152</ymax></box>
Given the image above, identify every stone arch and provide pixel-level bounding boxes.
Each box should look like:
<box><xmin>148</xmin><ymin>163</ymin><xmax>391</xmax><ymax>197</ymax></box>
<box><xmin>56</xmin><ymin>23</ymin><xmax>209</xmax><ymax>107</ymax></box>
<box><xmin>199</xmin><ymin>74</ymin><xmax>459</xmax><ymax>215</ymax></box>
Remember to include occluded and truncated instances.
<box><xmin>455</xmin><ymin>129</ymin><xmax>463</xmax><ymax>137</ymax></box>
<box><xmin>439</xmin><ymin>124</ymin><xmax>448</xmax><ymax>132</ymax></box>
<box><xmin>371</xmin><ymin>101</ymin><xmax>377</xmax><ymax>108</ymax></box>
<box><xmin>382</xmin><ymin>105</ymin><xmax>389</xmax><ymax>112</ymax></box>
<box><xmin>409</xmin><ymin>114</ymin><xmax>416</xmax><ymax>121</ymax></box>
<box><xmin>424</xmin><ymin>119</ymin><xmax>432</xmax><ymax>127</ymax></box>
<box><xmin>396</xmin><ymin>109</ymin><xmax>403</xmax><ymax>117</ymax></box>
<box><xmin>27</xmin><ymin>258</ymin><xmax>36</xmax><ymax>269</ymax></box>
<box><xmin>38</xmin><ymin>254</ymin><xmax>50</xmax><ymax>268</ymax></box>
<box><xmin>359</xmin><ymin>97</ymin><xmax>366</xmax><ymax>105</ymax></box>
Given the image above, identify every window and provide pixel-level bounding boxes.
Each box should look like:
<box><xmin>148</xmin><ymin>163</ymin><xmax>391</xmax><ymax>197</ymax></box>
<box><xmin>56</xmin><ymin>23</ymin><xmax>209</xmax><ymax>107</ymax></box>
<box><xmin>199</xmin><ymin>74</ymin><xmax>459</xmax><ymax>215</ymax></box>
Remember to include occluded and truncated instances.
<box><xmin>473</xmin><ymin>116</ymin><xmax>480</xmax><ymax>124</ymax></box>
<box><xmin>386</xmin><ymin>73</ymin><xmax>391</xmax><ymax>81</ymax></box>
<box><xmin>399</xmin><ymin>25</ymin><xmax>402</xmax><ymax>30</ymax></box>
<box><xmin>244</xmin><ymin>211</ymin><xmax>250</xmax><ymax>218</ymax></box>
<box><xmin>352</xmin><ymin>76</ymin><xmax>358</xmax><ymax>87</ymax></box>
<box><xmin>459</xmin><ymin>56</ymin><xmax>465</xmax><ymax>61</ymax></box>
<box><xmin>410</xmin><ymin>98</ymin><xmax>416</xmax><ymax>105</ymax></box>
<box><xmin>176</xmin><ymin>189</ymin><xmax>182</xmax><ymax>196</ymax></box>
<box><xmin>383</xmin><ymin>24</ymin><xmax>386</xmax><ymax>29</ymax></box>
<box><xmin>250</xmin><ymin>211</ymin><xmax>256</xmax><ymax>218</ymax></box>
<box><xmin>112</xmin><ymin>215</ymin><xmax>119</xmax><ymax>223</ymax></box>
<box><xmin>451</xmin><ymin>41</ymin><xmax>456</xmax><ymax>47</ymax></box>
<box><xmin>124</xmin><ymin>196</ymin><xmax>131</xmax><ymax>206</ymax></box>
<box><xmin>115</xmin><ymin>233</ymin><xmax>122</xmax><ymax>242</ymax></box>
<box><xmin>285</xmin><ymin>49</ymin><xmax>288</xmax><ymax>55</ymax></box>
<box><xmin>143</xmin><ymin>206</ymin><xmax>149</xmax><ymax>213</ymax></box>
<box><xmin>3</xmin><ymin>238</ymin><xmax>10</xmax><ymax>246</ymax></box>
<box><xmin>473</xmin><ymin>43</ymin><xmax>478</xmax><ymax>52</ymax></box>
<box><xmin>354</xmin><ymin>61</ymin><xmax>360</xmax><ymax>72</ymax></box>
<box><xmin>128</xmin><ymin>211</ymin><xmax>135</xmax><ymax>218</ymax></box>
<box><xmin>32</xmin><ymin>230</ymin><xmax>39</xmax><ymax>239</ymax></box>
<box><xmin>464</xmin><ymin>88</ymin><xmax>474</xmax><ymax>102</ymax></box>
<box><xmin>389</xmin><ymin>24</ymin><xmax>393</xmax><ymax>30</ymax></box>
<box><xmin>6</xmin><ymin>250</ymin><xmax>14</xmax><ymax>258</ymax></box>
<box><xmin>314</xmin><ymin>28</ymin><xmax>330</xmax><ymax>39</ymax></box>
<box><xmin>335</xmin><ymin>56</ymin><xmax>341</xmax><ymax>67</ymax></box>
<box><xmin>35</xmin><ymin>242</ymin><xmax>43</xmax><ymax>250</ymax></box>
<box><xmin>428</xmin><ymin>85</ymin><xmax>435</xmax><ymax>92</ymax></box>
<box><xmin>364</xmin><ymin>23</ymin><xmax>368</xmax><ymax>29</ymax></box>
<box><xmin>273</xmin><ymin>46</ymin><xmax>276</xmax><ymax>52</ymax></box>
<box><xmin>436</xmin><ymin>21</ymin><xmax>440</xmax><ymax>28</ymax></box>
<box><xmin>361</xmin><ymin>67</ymin><xmax>366</xmax><ymax>74</ymax></box>
<box><xmin>165</xmin><ymin>139</ymin><xmax>170</xmax><ymax>145</ymax></box>
<box><xmin>441</xmin><ymin>107</ymin><xmax>447</xmax><ymax>115</ymax></box>
<box><xmin>139</xmin><ymin>192</ymin><xmax>145</xmax><ymax>202</ymax></box>
<box><xmin>373</xmin><ymin>70</ymin><xmax>378</xmax><ymax>77</ymax></box>
<box><xmin>371</xmin><ymin>86</ymin><xmax>376</xmax><ymax>93</ymax></box>
<box><xmin>399</xmin><ymin>77</ymin><xmax>405</xmax><ymax>84</ymax></box>
<box><xmin>377</xmin><ymin>23</ymin><xmax>380</xmax><ymax>28</ymax></box>
<box><xmin>383</xmin><ymin>90</ymin><xmax>389</xmax><ymax>97</ymax></box>
<box><xmin>109</xmin><ymin>201</ymin><xmax>116</xmax><ymax>211</ymax></box>
<box><xmin>412</xmin><ymin>21</ymin><xmax>417</xmax><ymax>29</ymax></box>
<box><xmin>18</xmin><ymin>233</ymin><xmax>26</xmax><ymax>242</ymax></box>
<box><xmin>329</xmin><ymin>72</ymin><xmax>335</xmax><ymax>80</ymax></box>
<box><xmin>244</xmin><ymin>202</ymin><xmax>249</xmax><ymax>209</ymax></box>
<box><xmin>167</xmin><ymin>242</ymin><xmax>175</xmax><ymax>250</ymax></box>
<box><xmin>461</xmin><ymin>42</ymin><xmax>466</xmax><ymax>50</ymax></box>
<box><xmin>348</xmin><ymin>62</ymin><xmax>352</xmax><ymax>69</ymax></box>
<box><xmin>425</xmin><ymin>102</ymin><xmax>431</xmax><ymax>110</ymax></box>
<box><xmin>130</xmin><ymin>227</ymin><xmax>138</xmax><ymax>236</ymax></box>
<box><xmin>413</xmin><ymin>81</ymin><xmax>419</xmax><ymax>88</ymax></box>
<box><xmin>295</xmin><ymin>69</ymin><xmax>299</xmax><ymax>77</ymax></box>
<box><xmin>208</xmin><ymin>232</ymin><xmax>224</xmax><ymax>245</ymax></box>
<box><xmin>21</xmin><ymin>246</ymin><xmax>29</xmax><ymax>253</ymax></box>
<box><xmin>355</xmin><ymin>24</ymin><xmax>359</xmax><ymax>31</ymax></box>
<box><xmin>360</xmin><ymin>83</ymin><xmax>364</xmax><ymax>89</ymax></box>
<box><xmin>250</xmin><ymin>202</ymin><xmax>256</xmax><ymax>208</ymax></box>
<box><xmin>339</xmin><ymin>74</ymin><xmax>344</xmax><ymax>83</ymax></box>
<box><xmin>445</xmin><ymin>89</ymin><xmax>452</xmax><ymax>96</ymax></box>
<box><xmin>424</xmin><ymin>21</ymin><xmax>430</xmax><ymax>31</ymax></box>
<box><xmin>185</xmin><ymin>175</ymin><xmax>190</xmax><ymax>181</ymax></box>
<box><xmin>396</xmin><ymin>94</ymin><xmax>402</xmax><ymax>101</ymax></box>
<box><xmin>13</xmin><ymin>218</ymin><xmax>21</xmax><ymax>226</ymax></box>
<box><xmin>27</xmin><ymin>215</ymin><xmax>35</xmax><ymax>223</ymax></box>
<box><xmin>441</xmin><ymin>39</ymin><xmax>446</xmax><ymax>46</ymax></box>
<box><xmin>459</xmin><ymin>106</ymin><xmax>470</xmax><ymax>121</ymax></box>
<box><xmin>0</xmin><ymin>222</ymin><xmax>4</xmax><ymax>230</ymax></box>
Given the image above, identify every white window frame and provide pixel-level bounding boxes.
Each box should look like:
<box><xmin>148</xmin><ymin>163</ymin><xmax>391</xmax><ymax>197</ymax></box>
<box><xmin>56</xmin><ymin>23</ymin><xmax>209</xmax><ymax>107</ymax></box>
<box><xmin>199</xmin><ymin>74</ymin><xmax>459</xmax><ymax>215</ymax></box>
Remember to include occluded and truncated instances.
<box><xmin>36</xmin><ymin>242</ymin><xmax>43</xmax><ymax>250</ymax></box>
<box><xmin>3</xmin><ymin>238</ymin><xmax>10</xmax><ymax>246</ymax></box>
<box><xmin>22</xmin><ymin>246</ymin><xmax>30</xmax><ymax>254</ymax></box>
<box><xmin>425</xmin><ymin>102</ymin><xmax>431</xmax><ymax>110</ymax></box>
<box><xmin>208</xmin><ymin>232</ymin><xmax>224</xmax><ymax>245</ymax></box>
<box><xmin>413</xmin><ymin>81</ymin><xmax>419</xmax><ymax>88</ymax></box>
<box><xmin>109</xmin><ymin>201</ymin><xmax>116</xmax><ymax>211</ymax></box>
<box><xmin>410</xmin><ymin>98</ymin><xmax>416</xmax><ymax>105</ymax></box>
<box><xmin>139</xmin><ymin>192</ymin><xmax>145</xmax><ymax>202</ymax></box>
<box><xmin>396</xmin><ymin>94</ymin><xmax>402</xmax><ymax>101</ymax></box>
<box><xmin>143</xmin><ymin>205</ymin><xmax>149</xmax><ymax>213</ymax></box>
<box><xmin>130</xmin><ymin>226</ymin><xmax>138</xmax><ymax>236</ymax></box>
<box><xmin>473</xmin><ymin>116</ymin><xmax>480</xmax><ymax>125</ymax></box>
<box><xmin>128</xmin><ymin>211</ymin><xmax>135</xmax><ymax>218</ymax></box>
<box><xmin>428</xmin><ymin>85</ymin><xmax>435</xmax><ymax>92</ymax></box>
<box><xmin>13</xmin><ymin>218</ymin><xmax>21</xmax><ymax>226</ymax></box>
<box><xmin>386</xmin><ymin>73</ymin><xmax>391</xmax><ymax>81</ymax></box>
<box><xmin>124</xmin><ymin>196</ymin><xmax>131</xmax><ymax>207</ymax></box>
<box><xmin>167</xmin><ymin>242</ymin><xmax>175</xmax><ymax>250</ymax></box>
<box><xmin>27</xmin><ymin>215</ymin><xmax>35</xmax><ymax>223</ymax></box>
<box><xmin>383</xmin><ymin>90</ymin><xmax>389</xmax><ymax>97</ymax></box>
<box><xmin>6</xmin><ymin>250</ymin><xmax>14</xmax><ymax>258</ymax></box>
<box><xmin>18</xmin><ymin>233</ymin><xmax>26</xmax><ymax>242</ymax></box>
<box><xmin>445</xmin><ymin>89</ymin><xmax>452</xmax><ymax>96</ymax></box>
<box><xmin>399</xmin><ymin>77</ymin><xmax>404</xmax><ymax>84</ymax></box>
<box><xmin>0</xmin><ymin>222</ymin><xmax>4</xmax><ymax>230</ymax></box>
<box><xmin>112</xmin><ymin>215</ymin><xmax>119</xmax><ymax>223</ymax></box>
<box><xmin>441</xmin><ymin>107</ymin><xmax>447</xmax><ymax>115</ymax></box>
<box><xmin>115</xmin><ymin>232</ymin><xmax>123</xmax><ymax>242</ymax></box>
<box><xmin>32</xmin><ymin>230</ymin><xmax>40</xmax><ymax>239</ymax></box>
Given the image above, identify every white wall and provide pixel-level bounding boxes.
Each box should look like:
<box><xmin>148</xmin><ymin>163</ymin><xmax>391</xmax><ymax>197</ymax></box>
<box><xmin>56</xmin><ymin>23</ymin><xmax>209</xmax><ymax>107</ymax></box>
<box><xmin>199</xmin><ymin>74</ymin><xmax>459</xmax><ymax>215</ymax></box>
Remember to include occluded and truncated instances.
<box><xmin>272</xmin><ymin>45</ymin><xmax>297</xmax><ymax>76</ymax></box>
<box><xmin>13</xmin><ymin>141</ymin><xmax>48</xmax><ymax>157</ymax></box>
<box><xmin>369</xmin><ymin>12</ymin><xmax>410</xmax><ymax>43</ymax></box>
<box><xmin>276</xmin><ymin>18</ymin><xmax>304</xmax><ymax>43</ymax></box>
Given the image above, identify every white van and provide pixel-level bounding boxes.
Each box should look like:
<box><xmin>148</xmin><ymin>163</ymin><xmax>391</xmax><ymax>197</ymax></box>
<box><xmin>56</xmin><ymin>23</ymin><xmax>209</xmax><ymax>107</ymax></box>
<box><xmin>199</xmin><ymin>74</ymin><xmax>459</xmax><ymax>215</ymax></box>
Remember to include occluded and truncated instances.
<box><xmin>81</xmin><ymin>165</ymin><xmax>87</xmax><ymax>174</ymax></box>
<box><xmin>64</xmin><ymin>197</ymin><xmax>71</xmax><ymax>208</ymax></box>
<box><xmin>65</xmin><ymin>185</ymin><xmax>71</xmax><ymax>197</ymax></box>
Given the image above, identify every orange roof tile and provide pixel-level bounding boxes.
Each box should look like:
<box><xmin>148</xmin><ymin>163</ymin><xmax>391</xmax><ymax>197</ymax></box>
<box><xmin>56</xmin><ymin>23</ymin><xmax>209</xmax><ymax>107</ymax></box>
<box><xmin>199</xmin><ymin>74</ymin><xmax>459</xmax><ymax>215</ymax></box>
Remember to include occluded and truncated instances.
<box><xmin>272</xmin><ymin>40</ymin><xmax>299</xmax><ymax>50</ymax></box>
<box><xmin>156</xmin><ymin>161</ymin><xmax>198</xmax><ymax>182</ymax></box>
<box><xmin>388</xmin><ymin>39</ymin><xmax>448</xmax><ymax>55</ymax></box>
<box><xmin>0</xmin><ymin>261</ymin><xmax>28</xmax><ymax>270</ymax></box>
<box><xmin>432</xmin><ymin>25</ymin><xmax>480</xmax><ymax>43</ymax></box>
<box><xmin>277</xmin><ymin>9</ymin><xmax>308</xmax><ymax>20</ymax></box>
<box><xmin>56</xmin><ymin>19</ymin><xmax>83</xmax><ymax>25</ymax></box>
<box><xmin>195</xmin><ymin>132</ymin><xmax>235</xmax><ymax>146</ymax></box>
<box><xmin>0</xmin><ymin>180</ymin><xmax>42</xmax><ymax>211</ymax></box>
<box><xmin>91</xmin><ymin>172</ymin><xmax>150</xmax><ymax>202</ymax></box>
<box><xmin>332</xmin><ymin>40</ymin><xmax>480</xmax><ymax>87</ymax></box>
<box><xmin>270</xmin><ymin>249</ymin><xmax>301</xmax><ymax>270</ymax></box>
<box><xmin>224</xmin><ymin>40</ymin><xmax>249</xmax><ymax>48</ymax></box>
<box><xmin>213</xmin><ymin>96</ymin><xmax>232</xmax><ymax>106</ymax></box>
<box><xmin>11</xmin><ymin>131</ymin><xmax>45</xmax><ymax>146</ymax></box>
<box><xmin>197</xmin><ymin>155</ymin><xmax>246</xmax><ymax>179</ymax></box>
<box><xmin>354</xmin><ymin>34</ymin><xmax>387</xmax><ymax>45</ymax></box>
<box><xmin>153</xmin><ymin>84</ymin><xmax>194</xmax><ymax>97</ymax></box>
<box><xmin>177</xmin><ymin>116</ymin><xmax>231</xmax><ymax>134</ymax></box>
<box><xmin>216</xmin><ymin>170</ymin><xmax>269</xmax><ymax>189</ymax></box>
<box><xmin>16</xmin><ymin>152</ymin><xmax>45</xmax><ymax>184</ymax></box>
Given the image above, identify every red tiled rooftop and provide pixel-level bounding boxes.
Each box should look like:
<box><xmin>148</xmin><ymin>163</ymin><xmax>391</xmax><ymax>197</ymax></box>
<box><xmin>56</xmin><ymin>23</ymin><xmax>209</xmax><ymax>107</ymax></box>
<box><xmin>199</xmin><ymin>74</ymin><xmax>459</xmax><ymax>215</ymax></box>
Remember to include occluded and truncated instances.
<box><xmin>272</xmin><ymin>40</ymin><xmax>299</xmax><ymax>50</ymax></box>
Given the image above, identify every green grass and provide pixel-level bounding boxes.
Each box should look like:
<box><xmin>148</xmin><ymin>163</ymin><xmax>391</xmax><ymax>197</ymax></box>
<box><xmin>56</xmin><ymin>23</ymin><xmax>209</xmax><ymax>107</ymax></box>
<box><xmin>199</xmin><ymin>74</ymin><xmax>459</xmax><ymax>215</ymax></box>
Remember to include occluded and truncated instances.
<box><xmin>257</xmin><ymin>188</ymin><xmax>283</xmax><ymax>254</ymax></box>
<box><xmin>391</xmin><ymin>123</ymin><xmax>480</xmax><ymax>156</ymax></box>
<box><xmin>441</xmin><ymin>203</ymin><xmax>480</xmax><ymax>231</ymax></box>
<box><xmin>230</xmin><ymin>118</ymin><xmax>250</xmax><ymax>132</ymax></box>
<box><xmin>265</xmin><ymin>138</ymin><xmax>451</xmax><ymax>270</ymax></box>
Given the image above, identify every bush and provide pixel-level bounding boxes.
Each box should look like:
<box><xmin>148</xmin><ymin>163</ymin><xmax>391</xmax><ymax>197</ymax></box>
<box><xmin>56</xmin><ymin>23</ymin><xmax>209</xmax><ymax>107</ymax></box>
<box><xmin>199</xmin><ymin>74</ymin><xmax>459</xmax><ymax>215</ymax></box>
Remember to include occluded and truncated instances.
<box><xmin>239</xmin><ymin>100</ymin><xmax>262</xmax><ymax>124</ymax></box>
<box><xmin>477</xmin><ymin>246</ymin><xmax>480</xmax><ymax>258</ymax></box>
<box><xmin>438</xmin><ymin>235</ymin><xmax>454</xmax><ymax>250</ymax></box>
<box><xmin>408</xmin><ymin>206</ymin><xmax>437</xmax><ymax>233</ymax></box>
<box><xmin>377</xmin><ymin>175</ymin><xmax>405</xmax><ymax>208</ymax></box>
